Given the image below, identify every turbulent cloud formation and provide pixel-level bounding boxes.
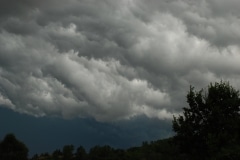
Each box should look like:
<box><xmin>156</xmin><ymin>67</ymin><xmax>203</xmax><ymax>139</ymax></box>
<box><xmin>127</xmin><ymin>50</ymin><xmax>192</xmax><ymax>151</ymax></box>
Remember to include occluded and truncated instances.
<box><xmin>1</xmin><ymin>0</ymin><xmax>240</xmax><ymax>122</ymax></box>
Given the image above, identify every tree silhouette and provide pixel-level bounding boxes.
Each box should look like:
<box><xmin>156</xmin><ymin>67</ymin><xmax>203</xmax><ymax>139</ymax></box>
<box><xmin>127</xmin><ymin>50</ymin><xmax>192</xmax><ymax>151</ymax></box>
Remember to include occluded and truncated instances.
<box><xmin>89</xmin><ymin>145</ymin><xmax>115</xmax><ymax>160</ymax></box>
<box><xmin>75</xmin><ymin>146</ymin><xmax>87</xmax><ymax>160</ymax></box>
<box><xmin>173</xmin><ymin>81</ymin><xmax>240</xmax><ymax>159</ymax></box>
<box><xmin>0</xmin><ymin>133</ymin><xmax>28</xmax><ymax>160</ymax></box>
<box><xmin>52</xmin><ymin>149</ymin><xmax>62</xmax><ymax>160</ymax></box>
<box><xmin>62</xmin><ymin>144</ymin><xmax>74</xmax><ymax>160</ymax></box>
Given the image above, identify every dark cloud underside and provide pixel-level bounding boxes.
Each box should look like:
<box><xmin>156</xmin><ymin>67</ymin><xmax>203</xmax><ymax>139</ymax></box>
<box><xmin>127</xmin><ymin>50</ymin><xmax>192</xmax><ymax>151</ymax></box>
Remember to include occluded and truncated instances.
<box><xmin>0</xmin><ymin>107</ymin><xmax>173</xmax><ymax>156</ymax></box>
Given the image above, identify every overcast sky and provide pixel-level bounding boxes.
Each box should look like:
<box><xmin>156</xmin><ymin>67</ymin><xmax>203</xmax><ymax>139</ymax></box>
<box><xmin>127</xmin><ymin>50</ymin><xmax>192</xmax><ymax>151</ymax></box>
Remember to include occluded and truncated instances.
<box><xmin>1</xmin><ymin>0</ymin><xmax>240</xmax><ymax>156</ymax></box>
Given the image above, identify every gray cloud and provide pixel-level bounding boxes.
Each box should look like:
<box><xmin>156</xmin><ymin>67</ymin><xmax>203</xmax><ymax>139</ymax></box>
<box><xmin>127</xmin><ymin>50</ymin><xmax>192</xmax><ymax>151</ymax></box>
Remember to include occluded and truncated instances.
<box><xmin>0</xmin><ymin>0</ymin><xmax>240</xmax><ymax>122</ymax></box>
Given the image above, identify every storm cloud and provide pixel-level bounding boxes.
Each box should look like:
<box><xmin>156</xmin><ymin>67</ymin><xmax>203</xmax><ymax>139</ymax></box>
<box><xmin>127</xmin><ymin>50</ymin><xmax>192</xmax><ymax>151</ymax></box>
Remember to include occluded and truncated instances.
<box><xmin>1</xmin><ymin>0</ymin><xmax>240</xmax><ymax>122</ymax></box>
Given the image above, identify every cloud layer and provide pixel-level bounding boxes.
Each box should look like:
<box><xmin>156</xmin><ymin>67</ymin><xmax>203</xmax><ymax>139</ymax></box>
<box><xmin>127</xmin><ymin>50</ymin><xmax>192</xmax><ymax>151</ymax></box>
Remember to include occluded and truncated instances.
<box><xmin>1</xmin><ymin>0</ymin><xmax>240</xmax><ymax>122</ymax></box>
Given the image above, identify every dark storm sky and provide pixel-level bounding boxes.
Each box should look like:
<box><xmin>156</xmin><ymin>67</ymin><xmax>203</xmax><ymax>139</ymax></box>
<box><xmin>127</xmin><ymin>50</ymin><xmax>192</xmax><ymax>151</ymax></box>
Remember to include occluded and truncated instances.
<box><xmin>0</xmin><ymin>0</ymin><xmax>240</xmax><ymax>156</ymax></box>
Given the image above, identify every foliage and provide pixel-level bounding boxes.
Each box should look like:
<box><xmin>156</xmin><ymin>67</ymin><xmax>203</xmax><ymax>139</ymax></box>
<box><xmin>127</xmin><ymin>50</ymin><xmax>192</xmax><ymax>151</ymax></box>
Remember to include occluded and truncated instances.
<box><xmin>25</xmin><ymin>139</ymin><xmax>182</xmax><ymax>160</ymax></box>
<box><xmin>75</xmin><ymin>146</ymin><xmax>87</xmax><ymax>160</ymax></box>
<box><xmin>52</xmin><ymin>149</ymin><xmax>62</xmax><ymax>160</ymax></box>
<box><xmin>62</xmin><ymin>145</ymin><xmax>74</xmax><ymax>160</ymax></box>
<box><xmin>173</xmin><ymin>81</ymin><xmax>240</xmax><ymax>159</ymax></box>
<box><xmin>0</xmin><ymin>133</ymin><xmax>29</xmax><ymax>160</ymax></box>
<box><xmin>89</xmin><ymin>145</ymin><xmax>116</xmax><ymax>160</ymax></box>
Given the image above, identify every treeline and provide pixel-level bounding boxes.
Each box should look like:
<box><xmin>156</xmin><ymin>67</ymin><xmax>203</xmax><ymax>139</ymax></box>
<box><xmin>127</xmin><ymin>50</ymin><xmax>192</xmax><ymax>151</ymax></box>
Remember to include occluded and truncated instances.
<box><xmin>0</xmin><ymin>133</ymin><xmax>181</xmax><ymax>160</ymax></box>
<box><xmin>1</xmin><ymin>81</ymin><xmax>240</xmax><ymax>160</ymax></box>
<box><xmin>30</xmin><ymin>139</ymin><xmax>181</xmax><ymax>160</ymax></box>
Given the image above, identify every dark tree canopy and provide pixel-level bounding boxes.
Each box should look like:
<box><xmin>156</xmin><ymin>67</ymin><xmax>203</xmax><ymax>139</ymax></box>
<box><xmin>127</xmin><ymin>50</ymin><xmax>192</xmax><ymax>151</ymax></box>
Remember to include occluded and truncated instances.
<box><xmin>62</xmin><ymin>144</ymin><xmax>74</xmax><ymax>160</ymax></box>
<box><xmin>75</xmin><ymin>146</ymin><xmax>87</xmax><ymax>160</ymax></box>
<box><xmin>173</xmin><ymin>81</ymin><xmax>240</xmax><ymax>159</ymax></box>
<box><xmin>0</xmin><ymin>133</ymin><xmax>29</xmax><ymax>160</ymax></box>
